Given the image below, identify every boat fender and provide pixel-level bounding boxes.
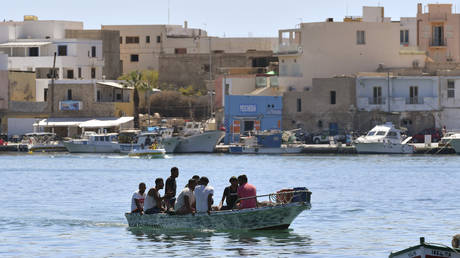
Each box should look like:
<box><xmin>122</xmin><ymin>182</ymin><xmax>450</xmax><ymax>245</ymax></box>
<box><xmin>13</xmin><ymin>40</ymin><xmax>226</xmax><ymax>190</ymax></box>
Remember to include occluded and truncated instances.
<box><xmin>452</xmin><ymin>234</ymin><xmax>460</xmax><ymax>248</ymax></box>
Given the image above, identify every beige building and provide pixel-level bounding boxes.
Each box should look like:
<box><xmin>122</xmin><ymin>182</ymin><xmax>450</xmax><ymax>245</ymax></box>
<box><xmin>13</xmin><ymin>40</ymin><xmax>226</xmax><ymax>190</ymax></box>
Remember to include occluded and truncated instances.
<box><xmin>417</xmin><ymin>3</ymin><xmax>460</xmax><ymax>63</ymax></box>
<box><xmin>276</xmin><ymin>6</ymin><xmax>426</xmax><ymax>91</ymax></box>
<box><xmin>101</xmin><ymin>23</ymin><xmax>277</xmax><ymax>74</ymax></box>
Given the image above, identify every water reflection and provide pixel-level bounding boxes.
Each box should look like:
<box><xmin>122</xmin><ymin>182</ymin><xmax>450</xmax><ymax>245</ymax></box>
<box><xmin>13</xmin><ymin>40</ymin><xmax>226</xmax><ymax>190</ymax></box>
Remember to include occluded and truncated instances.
<box><xmin>128</xmin><ymin>227</ymin><xmax>314</xmax><ymax>256</ymax></box>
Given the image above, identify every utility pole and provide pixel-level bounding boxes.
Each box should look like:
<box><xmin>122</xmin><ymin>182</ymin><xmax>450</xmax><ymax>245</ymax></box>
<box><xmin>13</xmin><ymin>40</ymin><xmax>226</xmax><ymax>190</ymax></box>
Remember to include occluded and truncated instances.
<box><xmin>387</xmin><ymin>71</ymin><xmax>390</xmax><ymax>113</ymax></box>
<box><xmin>51</xmin><ymin>52</ymin><xmax>56</xmax><ymax>113</ymax></box>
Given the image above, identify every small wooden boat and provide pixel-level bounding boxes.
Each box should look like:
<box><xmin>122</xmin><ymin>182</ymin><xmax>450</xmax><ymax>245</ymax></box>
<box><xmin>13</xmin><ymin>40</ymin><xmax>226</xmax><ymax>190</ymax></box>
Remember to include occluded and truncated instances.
<box><xmin>389</xmin><ymin>237</ymin><xmax>460</xmax><ymax>258</ymax></box>
<box><xmin>125</xmin><ymin>188</ymin><xmax>311</xmax><ymax>230</ymax></box>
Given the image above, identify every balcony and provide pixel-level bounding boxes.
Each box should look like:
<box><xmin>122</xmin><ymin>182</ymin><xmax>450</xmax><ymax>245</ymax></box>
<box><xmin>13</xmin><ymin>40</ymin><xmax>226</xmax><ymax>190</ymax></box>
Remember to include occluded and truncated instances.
<box><xmin>429</xmin><ymin>38</ymin><xmax>447</xmax><ymax>47</ymax></box>
<box><xmin>405</xmin><ymin>97</ymin><xmax>424</xmax><ymax>105</ymax></box>
<box><xmin>369</xmin><ymin>97</ymin><xmax>386</xmax><ymax>105</ymax></box>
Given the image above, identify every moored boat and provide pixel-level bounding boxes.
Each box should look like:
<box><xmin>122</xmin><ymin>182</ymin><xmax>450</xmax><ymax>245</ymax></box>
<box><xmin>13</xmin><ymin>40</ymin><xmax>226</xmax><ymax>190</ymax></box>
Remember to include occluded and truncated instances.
<box><xmin>175</xmin><ymin>130</ymin><xmax>225</xmax><ymax>153</ymax></box>
<box><xmin>354</xmin><ymin>123</ymin><xmax>414</xmax><ymax>154</ymax></box>
<box><xmin>389</xmin><ymin>237</ymin><xmax>460</xmax><ymax>258</ymax></box>
<box><xmin>125</xmin><ymin>188</ymin><xmax>311</xmax><ymax>230</ymax></box>
<box><xmin>24</xmin><ymin>132</ymin><xmax>67</xmax><ymax>152</ymax></box>
<box><xmin>63</xmin><ymin>132</ymin><xmax>120</xmax><ymax>153</ymax></box>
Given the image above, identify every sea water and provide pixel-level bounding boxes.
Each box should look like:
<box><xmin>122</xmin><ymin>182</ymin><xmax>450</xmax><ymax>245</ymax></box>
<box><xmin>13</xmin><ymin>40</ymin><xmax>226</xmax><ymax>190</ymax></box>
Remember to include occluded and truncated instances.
<box><xmin>0</xmin><ymin>153</ymin><xmax>459</xmax><ymax>257</ymax></box>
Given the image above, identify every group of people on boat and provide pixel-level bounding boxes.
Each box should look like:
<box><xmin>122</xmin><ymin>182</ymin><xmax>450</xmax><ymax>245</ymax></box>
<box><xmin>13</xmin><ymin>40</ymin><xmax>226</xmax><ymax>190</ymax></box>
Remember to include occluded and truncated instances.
<box><xmin>130</xmin><ymin>167</ymin><xmax>257</xmax><ymax>215</ymax></box>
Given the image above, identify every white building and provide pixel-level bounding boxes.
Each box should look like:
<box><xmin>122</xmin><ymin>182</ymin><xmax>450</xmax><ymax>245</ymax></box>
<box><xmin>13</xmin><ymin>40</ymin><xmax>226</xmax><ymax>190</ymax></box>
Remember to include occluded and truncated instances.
<box><xmin>0</xmin><ymin>17</ymin><xmax>104</xmax><ymax>101</ymax></box>
<box><xmin>276</xmin><ymin>7</ymin><xmax>426</xmax><ymax>92</ymax></box>
<box><xmin>438</xmin><ymin>77</ymin><xmax>460</xmax><ymax>130</ymax></box>
<box><xmin>356</xmin><ymin>73</ymin><xmax>439</xmax><ymax>113</ymax></box>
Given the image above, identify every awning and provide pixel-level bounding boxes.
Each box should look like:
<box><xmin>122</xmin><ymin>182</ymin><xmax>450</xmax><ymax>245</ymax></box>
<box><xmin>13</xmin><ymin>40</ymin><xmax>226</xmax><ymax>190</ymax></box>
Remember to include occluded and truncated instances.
<box><xmin>96</xmin><ymin>81</ymin><xmax>133</xmax><ymax>89</ymax></box>
<box><xmin>78</xmin><ymin>117</ymin><xmax>133</xmax><ymax>128</ymax></box>
<box><xmin>0</xmin><ymin>42</ymin><xmax>52</xmax><ymax>48</ymax></box>
<box><xmin>34</xmin><ymin>117</ymin><xmax>92</xmax><ymax>127</ymax></box>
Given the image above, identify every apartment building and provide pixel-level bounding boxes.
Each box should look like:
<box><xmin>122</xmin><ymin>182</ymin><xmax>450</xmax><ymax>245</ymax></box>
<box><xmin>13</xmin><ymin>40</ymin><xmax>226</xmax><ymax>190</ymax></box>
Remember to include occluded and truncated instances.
<box><xmin>276</xmin><ymin>6</ymin><xmax>426</xmax><ymax>92</ymax></box>
<box><xmin>0</xmin><ymin>17</ymin><xmax>105</xmax><ymax>101</ymax></box>
<box><xmin>417</xmin><ymin>3</ymin><xmax>460</xmax><ymax>63</ymax></box>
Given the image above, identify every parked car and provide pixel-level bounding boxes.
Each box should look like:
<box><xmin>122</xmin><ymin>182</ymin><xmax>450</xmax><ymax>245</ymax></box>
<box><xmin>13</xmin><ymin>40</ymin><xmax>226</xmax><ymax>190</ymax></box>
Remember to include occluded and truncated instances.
<box><xmin>411</xmin><ymin>128</ymin><xmax>441</xmax><ymax>143</ymax></box>
<box><xmin>312</xmin><ymin>130</ymin><xmax>347</xmax><ymax>144</ymax></box>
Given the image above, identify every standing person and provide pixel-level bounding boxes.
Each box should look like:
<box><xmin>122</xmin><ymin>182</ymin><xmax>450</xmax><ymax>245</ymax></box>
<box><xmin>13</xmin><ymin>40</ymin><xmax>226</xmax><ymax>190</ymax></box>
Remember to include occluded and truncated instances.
<box><xmin>174</xmin><ymin>179</ymin><xmax>197</xmax><ymax>215</ymax></box>
<box><xmin>194</xmin><ymin>177</ymin><xmax>214</xmax><ymax>214</ymax></box>
<box><xmin>144</xmin><ymin>178</ymin><xmax>165</xmax><ymax>214</ymax></box>
<box><xmin>131</xmin><ymin>182</ymin><xmax>146</xmax><ymax>214</ymax></box>
<box><xmin>164</xmin><ymin>167</ymin><xmax>179</xmax><ymax>210</ymax></box>
<box><xmin>220</xmin><ymin>176</ymin><xmax>239</xmax><ymax>210</ymax></box>
<box><xmin>237</xmin><ymin>174</ymin><xmax>257</xmax><ymax>209</ymax></box>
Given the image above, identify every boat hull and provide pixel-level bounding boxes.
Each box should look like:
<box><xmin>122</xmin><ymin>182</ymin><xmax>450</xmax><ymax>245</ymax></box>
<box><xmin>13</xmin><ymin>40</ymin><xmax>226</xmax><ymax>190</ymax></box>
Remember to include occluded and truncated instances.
<box><xmin>125</xmin><ymin>202</ymin><xmax>310</xmax><ymax>230</ymax></box>
<box><xmin>128</xmin><ymin>148</ymin><xmax>166</xmax><ymax>158</ymax></box>
<box><xmin>355</xmin><ymin>142</ymin><xmax>414</xmax><ymax>154</ymax></box>
<box><xmin>390</xmin><ymin>242</ymin><xmax>460</xmax><ymax>258</ymax></box>
<box><xmin>175</xmin><ymin>131</ymin><xmax>224</xmax><ymax>153</ymax></box>
<box><xmin>63</xmin><ymin>141</ymin><xmax>120</xmax><ymax>153</ymax></box>
<box><xmin>450</xmin><ymin>138</ymin><xmax>460</xmax><ymax>154</ymax></box>
<box><xmin>28</xmin><ymin>144</ymin><xmax>67</xmax><ymax>152</ymax></box>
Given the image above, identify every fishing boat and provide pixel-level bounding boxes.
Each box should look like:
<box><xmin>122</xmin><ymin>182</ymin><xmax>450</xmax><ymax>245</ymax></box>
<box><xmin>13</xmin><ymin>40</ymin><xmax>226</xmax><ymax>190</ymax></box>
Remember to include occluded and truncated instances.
<box><xmin>23</xmin><ymin>132</ymin><xmax>67</xmax><ymax>152</ymax></box>
<box><xmin>175</xmin><ymin>122</ymin><xmax>225</xmax><ymax>153</ymax></box>
<box><xmin>125</xmin><ymin>188</ymin><xmax>311</xmax><ymax>230</ymax></box>
<box><xmin>354</xmin><ymin>122</ymin><xmax>414</xmax><ymax>154</ymax></box>
<box><xmin>120</xmin><ymin>130</ymin><xmax>179</xmax><ymax>154</ymax></box>
<box><xmin>389</xmin><ymin>237</ymin><xmax>460</xmax><ymax>258</ymax></box>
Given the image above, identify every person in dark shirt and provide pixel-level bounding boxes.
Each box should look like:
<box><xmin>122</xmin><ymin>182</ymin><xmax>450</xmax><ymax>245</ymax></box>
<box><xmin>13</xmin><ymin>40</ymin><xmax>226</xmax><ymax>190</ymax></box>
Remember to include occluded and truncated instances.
<box><xmin>164</xmin><ymin>167</ymin><xmax>179</xmax><ymax>210</ymax></box>
<box><xmin>220</xmin><ymin>176</ymin><xmax>239</xmax><ymax>210</ymax></box>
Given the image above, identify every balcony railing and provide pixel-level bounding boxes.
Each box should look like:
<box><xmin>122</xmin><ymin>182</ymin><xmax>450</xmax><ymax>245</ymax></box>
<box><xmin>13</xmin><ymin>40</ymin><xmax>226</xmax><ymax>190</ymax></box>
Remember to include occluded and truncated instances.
<box><xmin>429</xmin><ymin>38</ymin><xmax>447</xmax><ymax>47</ymax></box>
<box><xmin>406</xmin><ymin>97</ymin><xmax>424</xmax><ymax>105</ymax></box>
<box><xmin>369</xmin><ymin>97</ymin><xmax>386</xmax><ymax>105</ymax></box>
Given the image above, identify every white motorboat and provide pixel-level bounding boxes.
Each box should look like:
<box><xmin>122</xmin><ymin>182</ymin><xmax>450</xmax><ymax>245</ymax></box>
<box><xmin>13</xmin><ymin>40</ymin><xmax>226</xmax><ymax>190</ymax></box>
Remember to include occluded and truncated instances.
<box><xmin>354</xmin><ymin>123</ymin><xmax>414</xmax><ymax>154</ymax></box>
<box><xmin>390</xmin><ymin>237</ymin><xmax>460</xmax><ymax>258</ymax></box>
<box><xmin>23</xmin><ymin>132</ymin><xmax>67</xmax><ymax>152</ymax></box>
<box><xmin>128</xmin><ymin>146</ymin><xmax>166</xmax><ymax>158</ymax></box>
<box><xmin>119</xmin><ymin>130</ymin><xmax>179</xmax><ymax>154</ymax></box>
<box><xmin>125</xmin><ymin>188</ymin><xmax>311</xmax><ymax>230</ymax></box>
<box><xmin>443</xmin><ymin>133</ymin><xmax>460</xmax><ymax>154</ymax></box>
<box><xmin>63</xmin><ymin>132</ymin><xmax>120</xmax><ymax>153</ymax></box>
<box><xmin>175</xmin><ymin>122</ymin><xmax>225</xmax><ymax>153</ymax></box>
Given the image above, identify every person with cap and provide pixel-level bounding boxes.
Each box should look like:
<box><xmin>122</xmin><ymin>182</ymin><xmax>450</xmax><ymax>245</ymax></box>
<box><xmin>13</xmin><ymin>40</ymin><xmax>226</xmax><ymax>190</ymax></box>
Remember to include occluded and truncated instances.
<box><xmin>194</xmin><ymin>176</ymin><xmax>214</xmax><ymax>214</ymax></box>
<box><xmin>219</xmin><ymin>176</ymin><xmax>239</xmax><ymax>210</ymax></box>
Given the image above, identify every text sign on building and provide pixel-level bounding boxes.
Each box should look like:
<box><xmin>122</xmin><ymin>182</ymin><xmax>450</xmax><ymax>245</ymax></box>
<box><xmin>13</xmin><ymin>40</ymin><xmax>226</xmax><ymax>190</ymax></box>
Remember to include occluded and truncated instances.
<box><xmin>59</xmin><ymin>100</ymin><xmax>82</xmax><ymax>111</ymax></box>
<box><xmin>239</xmin><ymin>104</ymin><xmax>257</xmax><ymax>113</ymax></box>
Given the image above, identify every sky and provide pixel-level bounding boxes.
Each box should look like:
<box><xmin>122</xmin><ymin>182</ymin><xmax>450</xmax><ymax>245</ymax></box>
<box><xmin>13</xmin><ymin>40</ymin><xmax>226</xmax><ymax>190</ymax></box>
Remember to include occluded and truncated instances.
<box><xmin>2</xmin><ymin>0</ymin><xmax>460</xmax><ymax>37</ymax></box>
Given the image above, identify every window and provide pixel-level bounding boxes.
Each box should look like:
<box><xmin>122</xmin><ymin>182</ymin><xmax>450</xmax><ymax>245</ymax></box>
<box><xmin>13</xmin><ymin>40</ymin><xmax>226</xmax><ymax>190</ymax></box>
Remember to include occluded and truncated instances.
<box><xmin>67</xmin><ymin>89</ymin><xmax>72</xmax><ymax>100</ymax></box>
<box><xmin>91</xmin><ymin>68</ymin><xmax>96</xmax><ymax>79</ymax></box>
<box><xmin>156</xmin><ymin>36</ymin><xmax>161</xmax><ymax>43</ymax></box>
<box><xmin>126</xmin><ymin>36</ymin><xmax>140</xmax><ymax>44</ymax></box>
<box><xmin>116</xmin><ymin>93</ymin><xmax>122</xmax><ymax>101</ymax></box>
<box><xmin>244</xmin><ymin>120</ymin><xmax>254</xmax><ymax>132</ymax></box>
<box><xmin>357</xmin><ymin>30</ymin><xmax>365</xmax><ymax>45</ymax></box>
<box><xmin>97</xmin><ymin>90</ymin><xmax>101</xmax><ymax>101</ymax></box>
<box><xmin>448</xmin><ymin>80</ymin><xmax>455</xmax><ymax>98</ymax></box>
<box><xmin>78</xmin><ymin>67</ymin><xmax>82</xmax><ymax>78</ymax></box>
<box><xmin>120</xmin><ymin>37</ymin><xmax>123</xmax><ymax>44</ymax></box>
<box><xmin>296</xmin><ymin>98</ymin><xmax>302</xmax><ymax>112</ymax></box>
<box><xmin>91</xmin><ymin>46</ymin><xmax>96</xmax><ymax>58</ymax></box>
<box><xmin>373</xmin><ymin>86</ymin><xmax>382</xmax><ymax>104</ymax></box>
<box><xmin>130</xmin><ymin>54</ymin><xmax>139</xmax><ymax>62</ymax></box>
<box><xmin>67</xmin><ymin>69</ymin><xmax>74</xmax><ymax>79</ymax></box>
<box><xmin>409</xmin><ymin>86</ymin><xmax>419</xmax><ymax>104</ymax></box>
<box><xmin>330</xmin><ymin>91</ymin><xmax>336</xmax><ymax>104</ymax></box>
<box><xmin>58</xmin><ymin>45</ymin><xmax>67</xmax><ymax>56</ymax></box>
<box><xmin>175</xmin><ymin>48</ymin><xmax>187</xmax><ymax>54</ymax></box>
<box><xmin>29</xmin><ymin>47</ymin><xmax>39</xmax><ymax>56</ymax></box>
<box><xmin>203</xmin><ymin>64</ymin><xmax>210</xmax><ymax>72</ymax></box>
<box><xmin>44</xmin><ymin>88</ymin><xmax>48</xmax><ymax>102</ymax></box>
<box><xmin>146</xmin><ymin>36</ymin><xmax>150</xmax><ymax>43</ymax></box>
<box><xmin>400</xmin><ymin>30</ymin><xmax>409</xmax><ymax>45</ymax></box>
<box><xmin>432</xmin><ymin>26</ymin><xmax>444</xmax><ymax>46</ymax></box>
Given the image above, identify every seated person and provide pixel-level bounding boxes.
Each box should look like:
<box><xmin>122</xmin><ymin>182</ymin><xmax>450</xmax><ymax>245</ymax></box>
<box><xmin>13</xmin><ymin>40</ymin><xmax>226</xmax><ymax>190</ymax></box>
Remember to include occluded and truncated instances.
<box><xmin>174</xmin><ymin>179</ymin><xmax>197</xmax><ymax>215</ymax></box>
<box><xmin>131</xmin><ymin>182</ymin><xmax>146</xmax><ymax>214</ymax></box>
<box><xmin>194</xmin><ymin>177</ymin><xmax>214</xmax><ymax>214</ymax></box>
<box><xmin>220</xmin><ymin>176</ymin><xmax>239</xmax><ymax>210</ymax></box>
<box><xmin>144</xmin><ymin>178</ymin><xmax>165</xmax><ymax>214</ymax></box>
<box><xmin>237</xmin><ymin>174</ymin><xmax>257</xmax><ymax>209</ymax></box>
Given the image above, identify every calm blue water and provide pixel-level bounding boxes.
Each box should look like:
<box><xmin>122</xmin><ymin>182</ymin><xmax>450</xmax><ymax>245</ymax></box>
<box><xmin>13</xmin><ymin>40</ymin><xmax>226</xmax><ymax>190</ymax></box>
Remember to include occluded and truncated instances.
<box><xmin>0</xmin><ymin>153</ymin><xmax>459</xmax><ymax>257</ymax></box>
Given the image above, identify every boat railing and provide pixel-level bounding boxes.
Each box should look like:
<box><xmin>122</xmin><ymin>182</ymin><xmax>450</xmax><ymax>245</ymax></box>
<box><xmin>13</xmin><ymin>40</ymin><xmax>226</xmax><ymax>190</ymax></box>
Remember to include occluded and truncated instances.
<box><xmin>236</xmin><ymin>188</ymin><xmax>311</xmax><ymax>207</ymax></box>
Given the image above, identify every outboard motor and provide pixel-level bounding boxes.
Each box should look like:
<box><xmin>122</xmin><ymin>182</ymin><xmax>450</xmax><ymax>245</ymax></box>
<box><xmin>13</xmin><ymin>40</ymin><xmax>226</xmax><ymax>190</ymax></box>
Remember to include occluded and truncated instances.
<box><xmin>292</xmin><ymin>187</ymin><xmax>311</xmax><ymax>203</ymax></box>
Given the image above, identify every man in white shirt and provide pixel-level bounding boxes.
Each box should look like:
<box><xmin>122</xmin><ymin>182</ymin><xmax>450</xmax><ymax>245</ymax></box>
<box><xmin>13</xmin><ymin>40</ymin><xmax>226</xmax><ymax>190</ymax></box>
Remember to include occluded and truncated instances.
<box><xmin>131</xmin><ymin>182</ymin><xmax>146</xmax><ymax>214</ymax></box>
<box><xmin>144</xmin><ymin>178</ymin><xmax>164</xmax><ymax>214</ymax></box>
<box><xmin>194</xmin><ymin>176</ymin><xmax>214</xmax><ymax>214</ymax></box>
<box><xmin>174</xmin><ymin>179</ymin><xmax>197</xmax><ymax>215</ymax></box>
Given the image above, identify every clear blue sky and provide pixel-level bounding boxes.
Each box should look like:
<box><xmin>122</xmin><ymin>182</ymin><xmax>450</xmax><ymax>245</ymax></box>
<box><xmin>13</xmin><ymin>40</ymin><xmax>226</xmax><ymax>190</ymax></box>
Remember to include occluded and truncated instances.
<box><xmin>2</xmin><ymin>0</ymin><xmax>460</xmax><ymax>37</ymax></box>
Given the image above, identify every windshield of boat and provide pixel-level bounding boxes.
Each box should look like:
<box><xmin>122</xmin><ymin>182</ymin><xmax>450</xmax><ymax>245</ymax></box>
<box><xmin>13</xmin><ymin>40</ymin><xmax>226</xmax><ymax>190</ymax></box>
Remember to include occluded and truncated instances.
<box><xmin>387</xmin><ymin>131</ymin><xmax>398</xmax><ymax>138</ymax></box>
<box><xmin>376</xmin><ymin>131</ymin><xmax>387</xmax><ymax>136</ymax></box>
<box><xmin>367</xmin><ymin>131</ymin><xmax>376</xmax><ymax>136</ymax></box>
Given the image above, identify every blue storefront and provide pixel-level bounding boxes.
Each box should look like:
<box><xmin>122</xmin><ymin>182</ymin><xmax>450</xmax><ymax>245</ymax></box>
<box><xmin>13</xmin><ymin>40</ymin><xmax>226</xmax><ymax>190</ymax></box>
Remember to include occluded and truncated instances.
<box><xmin>224</xmin><ymin>95</ymin><xmax>282</xmax><ymax>144</ymax></box>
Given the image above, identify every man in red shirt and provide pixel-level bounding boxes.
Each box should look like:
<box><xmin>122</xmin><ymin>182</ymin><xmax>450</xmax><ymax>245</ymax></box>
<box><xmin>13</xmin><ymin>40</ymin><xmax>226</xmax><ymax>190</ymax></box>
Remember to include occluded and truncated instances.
<box><xmin>237</xmin><ymin>174</ymin><xmax>257</xmax><ymax>209</ymax></box>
